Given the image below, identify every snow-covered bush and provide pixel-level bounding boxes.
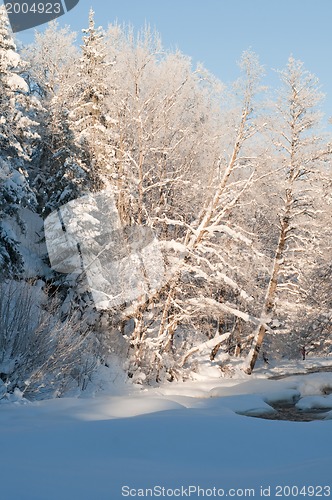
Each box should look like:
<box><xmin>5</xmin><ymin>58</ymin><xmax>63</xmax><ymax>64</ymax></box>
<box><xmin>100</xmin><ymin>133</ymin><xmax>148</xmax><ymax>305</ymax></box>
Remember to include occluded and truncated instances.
<box><xmin>0</xmin><ymin>280</ymin><xmax>97</xmax><ymax>399</ymax></box>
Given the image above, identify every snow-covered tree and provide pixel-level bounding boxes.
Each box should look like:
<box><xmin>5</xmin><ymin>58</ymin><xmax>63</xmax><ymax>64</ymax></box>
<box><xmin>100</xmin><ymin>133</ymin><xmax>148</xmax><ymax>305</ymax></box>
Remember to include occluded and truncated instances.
<box><xmin>0</xmin><ymin>5</ymin><xmax>39</xmax><ymax>276</ymax></box>
<box><xmin>105</xmin><ymin>24</ymin><xmax>222</xmax><ymax>227</ymax></box>
<box><xmin>107</xmin><ymin>50</ymin><xmax>268</xmax><ymax>381</ymax></box>
<box><xmin>66</xmin><ymin>9</ymin><xmax>115</xmax><ymax>189</ymax></box>
<box><xmin>244</xmin><ymin>57</ymin><xmax>332</xmax><ymax>373</ymax></box>
<box><xmin>23</xmin><ymin>20</ymin><xmax>77</xmax><ymax>98</ymax></box>
<box><xmin>23</xmin><ymin>21</ymin><xmax>86</xmax><ymax>214</ymax></box>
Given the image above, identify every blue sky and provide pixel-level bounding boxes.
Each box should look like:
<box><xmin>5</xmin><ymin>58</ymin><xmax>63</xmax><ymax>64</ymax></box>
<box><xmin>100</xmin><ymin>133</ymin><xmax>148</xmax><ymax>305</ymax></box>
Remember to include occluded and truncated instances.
<box><xmin>14</xmin><ymin>0</ymin><xmax>332</xmax><ymax>120</ymax></box>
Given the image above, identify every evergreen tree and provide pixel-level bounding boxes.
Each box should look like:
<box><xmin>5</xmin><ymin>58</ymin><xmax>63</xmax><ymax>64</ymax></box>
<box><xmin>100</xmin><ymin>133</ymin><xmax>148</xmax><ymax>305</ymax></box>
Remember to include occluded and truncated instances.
<box><xmin>68</xmin><ymin>9</ymin><xmax>115</xmax><ymax>189</ymax></box>
<box><xmin>24</xmin><ymin>21</ymin><xmax>86</xmax><ymax>214</ymax></box>
<box><xmin>0</xmin><ymin>6</ymin><xmax>39</xmax><ymax>275</ymax></box>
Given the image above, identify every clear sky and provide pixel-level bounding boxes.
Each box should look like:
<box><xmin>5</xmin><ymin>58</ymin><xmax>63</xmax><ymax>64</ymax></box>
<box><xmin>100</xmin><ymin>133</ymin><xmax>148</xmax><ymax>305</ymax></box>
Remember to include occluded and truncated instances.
<box><xmin>14</xmin><ymin>0</ymin><xmax>332</xmax><ymax>121</ymax></box>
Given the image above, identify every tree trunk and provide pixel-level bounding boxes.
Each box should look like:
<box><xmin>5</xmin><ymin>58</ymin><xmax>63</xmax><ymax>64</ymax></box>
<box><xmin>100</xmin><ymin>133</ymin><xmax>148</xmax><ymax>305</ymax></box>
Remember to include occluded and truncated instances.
<box><xmin>244</xmin><ymin>193</ymin><xmax>291</xmax><ymax>374</ymax></box>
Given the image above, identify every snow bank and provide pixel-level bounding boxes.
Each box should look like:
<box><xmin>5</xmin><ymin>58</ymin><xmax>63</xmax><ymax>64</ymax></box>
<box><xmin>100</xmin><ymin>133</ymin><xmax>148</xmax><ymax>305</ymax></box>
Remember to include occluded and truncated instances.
<box><xmin>1</xmin><ymin>365</ymin><xmax>332</xmax><ymax>500</ymax></box>
<box><xmin>296</xmin><ymin>395</ymin><xmax>332</xmax><ymax>410</ymax></box>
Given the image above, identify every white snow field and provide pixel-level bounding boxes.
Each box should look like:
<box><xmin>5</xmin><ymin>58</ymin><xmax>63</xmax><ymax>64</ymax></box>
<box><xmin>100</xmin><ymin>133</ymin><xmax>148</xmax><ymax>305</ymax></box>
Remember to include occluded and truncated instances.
<box><xmin>1</xmin><ymin>359</ymin><xmax>332</xmax><ymax>500</ymax></box>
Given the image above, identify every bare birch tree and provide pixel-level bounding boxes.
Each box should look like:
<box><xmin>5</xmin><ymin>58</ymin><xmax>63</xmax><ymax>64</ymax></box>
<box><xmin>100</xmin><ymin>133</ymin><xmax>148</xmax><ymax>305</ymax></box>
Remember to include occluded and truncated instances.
<box><xmin>244</xmin><ymin>57</ymin><xmax>332</xmax><ymax>374</ymax></box>
<box><xmin>116</xmin><ymin>51</ymin><xmax>267</xmax><ymax>380</ymax></box>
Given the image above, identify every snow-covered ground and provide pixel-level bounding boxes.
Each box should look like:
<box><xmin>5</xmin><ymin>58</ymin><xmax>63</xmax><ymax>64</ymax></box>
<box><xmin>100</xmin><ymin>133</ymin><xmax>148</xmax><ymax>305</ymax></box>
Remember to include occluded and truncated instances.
<box><xmin>1</xmin><ymin>358</ymin><xmax>332</xmax><ymax>500</ymax></box>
